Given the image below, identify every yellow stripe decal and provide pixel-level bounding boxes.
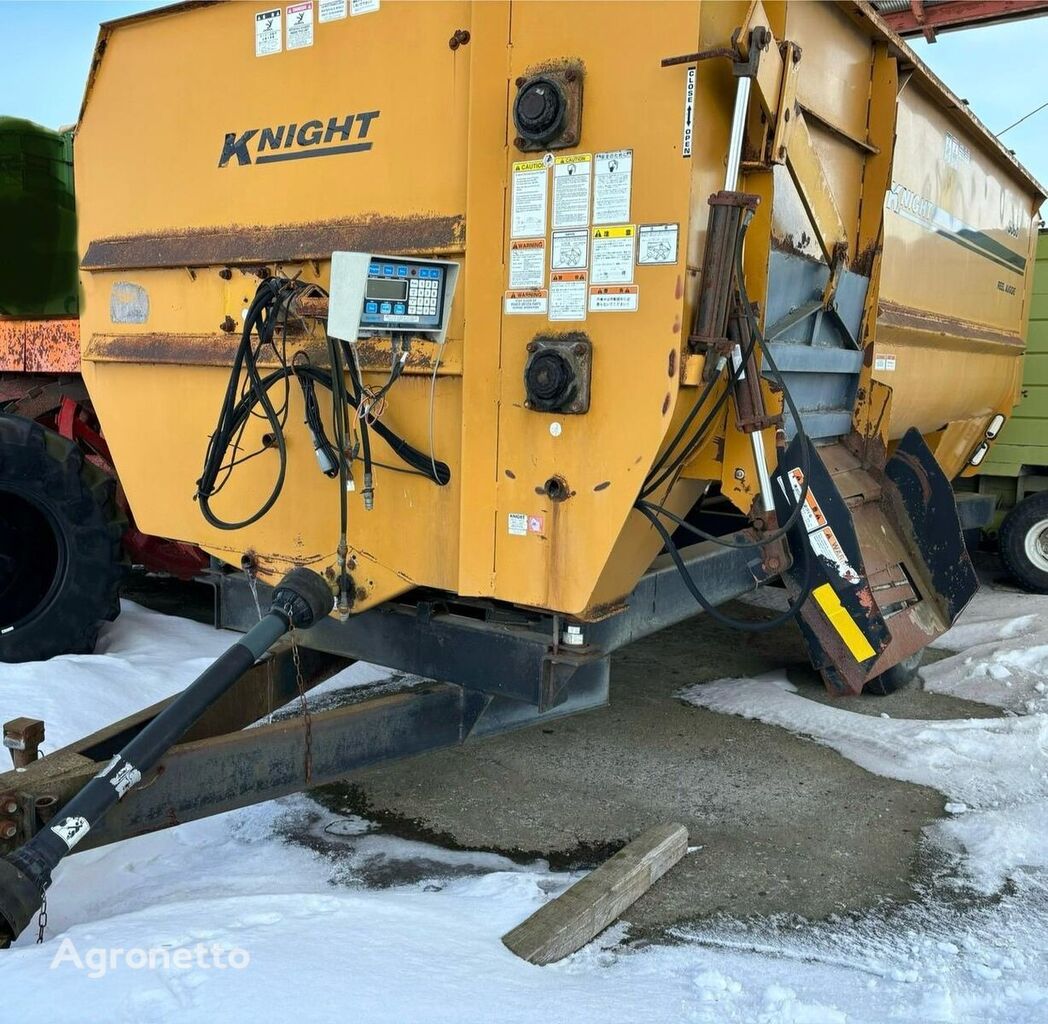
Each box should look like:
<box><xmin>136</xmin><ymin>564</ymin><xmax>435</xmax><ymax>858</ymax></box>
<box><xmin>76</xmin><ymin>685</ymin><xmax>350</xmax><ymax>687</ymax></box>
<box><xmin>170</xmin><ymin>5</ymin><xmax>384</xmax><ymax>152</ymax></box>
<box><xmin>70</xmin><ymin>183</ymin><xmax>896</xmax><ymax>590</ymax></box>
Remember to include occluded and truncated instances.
<box><xmin>811</xmin><ymin>583</ymin><xmax>877</xmax><ymax>662</ymax></box>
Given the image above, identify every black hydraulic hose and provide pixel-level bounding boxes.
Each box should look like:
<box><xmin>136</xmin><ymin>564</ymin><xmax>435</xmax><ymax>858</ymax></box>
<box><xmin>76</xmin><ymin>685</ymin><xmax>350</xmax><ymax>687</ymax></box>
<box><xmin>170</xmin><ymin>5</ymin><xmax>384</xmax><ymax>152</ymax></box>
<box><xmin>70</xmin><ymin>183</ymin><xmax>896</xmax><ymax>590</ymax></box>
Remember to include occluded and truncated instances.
<box><xmin>197</xmin><ymin>280</ymin><xmax>292</xmax><ymax>530</ymax></box>
<box><xmin>637</xmin><ymin>501</ymin><xmax>812</xmax><ymax>632</ymax></box>
<box><xmin>0</xmin><ymin>568</ymin><xmax>334</xmax><ymax>947</ymax></box>
<box><xmin>341</xmin><ymin>339</ymin><xmax>374</xmax><ymax>506</ymax></box>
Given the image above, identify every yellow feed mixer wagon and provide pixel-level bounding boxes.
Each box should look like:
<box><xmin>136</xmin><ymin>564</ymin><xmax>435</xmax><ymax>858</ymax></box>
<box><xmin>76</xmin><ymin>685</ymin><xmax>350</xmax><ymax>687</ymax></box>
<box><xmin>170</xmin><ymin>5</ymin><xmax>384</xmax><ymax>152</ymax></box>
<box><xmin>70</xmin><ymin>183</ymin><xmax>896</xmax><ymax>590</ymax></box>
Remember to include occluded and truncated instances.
<box><xmin>0</xmin><ymin>0</ymin><xmax>1042</xmax><ymax>945</ymax></box>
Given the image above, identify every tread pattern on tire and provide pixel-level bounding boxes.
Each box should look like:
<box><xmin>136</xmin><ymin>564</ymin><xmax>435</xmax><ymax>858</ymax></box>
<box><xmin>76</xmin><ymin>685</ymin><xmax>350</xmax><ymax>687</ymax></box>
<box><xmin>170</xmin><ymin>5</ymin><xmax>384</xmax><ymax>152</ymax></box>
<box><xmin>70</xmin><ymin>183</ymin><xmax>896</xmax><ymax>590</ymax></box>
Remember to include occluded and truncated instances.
<box><xmin>999</xmin><ymin>491</ymin><xmax>1048</xmax><ymax>595</ymax></box>
<box><xmin>0</xmin><ymin>414</ymin><xmax>126</xmax><ymax>663</ymax></box>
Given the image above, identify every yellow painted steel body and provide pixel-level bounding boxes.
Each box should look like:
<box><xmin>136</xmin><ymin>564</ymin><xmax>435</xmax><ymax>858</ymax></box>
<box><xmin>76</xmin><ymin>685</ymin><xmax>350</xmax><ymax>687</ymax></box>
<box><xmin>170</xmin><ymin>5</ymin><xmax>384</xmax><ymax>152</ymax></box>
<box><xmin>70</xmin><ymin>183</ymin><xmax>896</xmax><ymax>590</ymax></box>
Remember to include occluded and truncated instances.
<box><xmin>74</xmin><ymin>0</ymin><xmax>1043</xmax><ymax>621</ymax></box>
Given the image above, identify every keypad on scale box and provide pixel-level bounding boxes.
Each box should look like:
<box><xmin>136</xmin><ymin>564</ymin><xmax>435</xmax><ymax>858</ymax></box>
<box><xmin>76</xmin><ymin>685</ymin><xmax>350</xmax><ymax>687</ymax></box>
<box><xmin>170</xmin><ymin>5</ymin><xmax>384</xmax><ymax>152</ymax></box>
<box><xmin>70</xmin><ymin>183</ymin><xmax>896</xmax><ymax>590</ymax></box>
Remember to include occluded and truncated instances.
<box><xmin>408</xmin><ymin>268</ymin><xmax>440</xmax><ymax>317</ymax></box>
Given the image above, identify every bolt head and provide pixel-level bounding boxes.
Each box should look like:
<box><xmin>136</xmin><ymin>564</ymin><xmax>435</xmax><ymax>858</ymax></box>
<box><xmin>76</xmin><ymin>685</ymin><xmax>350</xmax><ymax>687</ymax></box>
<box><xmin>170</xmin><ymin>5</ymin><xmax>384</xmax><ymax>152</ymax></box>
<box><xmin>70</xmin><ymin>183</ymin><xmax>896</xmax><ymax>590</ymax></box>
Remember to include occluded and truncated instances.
<box><xmin>734</xmin><ymin>468</ymin><xmax>746</xmax><ymax>480</ymax></box>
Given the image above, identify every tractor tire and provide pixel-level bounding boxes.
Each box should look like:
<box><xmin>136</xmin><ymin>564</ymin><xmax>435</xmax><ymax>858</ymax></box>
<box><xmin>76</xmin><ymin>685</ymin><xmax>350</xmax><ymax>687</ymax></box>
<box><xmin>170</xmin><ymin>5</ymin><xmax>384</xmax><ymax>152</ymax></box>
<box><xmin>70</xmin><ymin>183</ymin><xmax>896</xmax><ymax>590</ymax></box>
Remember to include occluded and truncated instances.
<box><xmin>0</xmin><ymin>414</ymin><xmax>125</xmax><ymax>663</ymax></box>
<box><xmin>999</xmin><ymin>491</ymin><xmax>1048</xmax><ymax>594</ymax></box>
<box><xmin>863</xmin><ymin>651</ymin><xmax>923</xmax><ymax>696</ymax></box>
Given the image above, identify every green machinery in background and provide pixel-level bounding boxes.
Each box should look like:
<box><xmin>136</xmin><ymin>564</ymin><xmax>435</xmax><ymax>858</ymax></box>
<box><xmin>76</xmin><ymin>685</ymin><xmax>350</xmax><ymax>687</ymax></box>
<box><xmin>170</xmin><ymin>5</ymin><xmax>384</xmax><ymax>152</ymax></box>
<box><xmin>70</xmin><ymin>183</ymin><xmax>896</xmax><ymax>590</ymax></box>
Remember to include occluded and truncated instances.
<box><xmin>0</xmin><ymin>117</ymin><xmax>78</xmax><ymax>318</ymax></box>
<box><xmin>973</xmin><ymin>229</ymin><xmax>1048</xmax><ymax>592</ymax></box>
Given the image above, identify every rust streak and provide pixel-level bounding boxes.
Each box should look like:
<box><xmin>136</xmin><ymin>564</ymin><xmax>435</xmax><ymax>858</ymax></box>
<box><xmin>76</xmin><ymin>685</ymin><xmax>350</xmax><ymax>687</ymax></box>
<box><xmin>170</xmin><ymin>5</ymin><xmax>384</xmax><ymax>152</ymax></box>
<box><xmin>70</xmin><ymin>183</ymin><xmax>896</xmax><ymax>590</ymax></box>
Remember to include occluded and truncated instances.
<box><xmin>82</xmin><ymin>212</ymin><xmax>466</xmax><ymax>271</ymax></box>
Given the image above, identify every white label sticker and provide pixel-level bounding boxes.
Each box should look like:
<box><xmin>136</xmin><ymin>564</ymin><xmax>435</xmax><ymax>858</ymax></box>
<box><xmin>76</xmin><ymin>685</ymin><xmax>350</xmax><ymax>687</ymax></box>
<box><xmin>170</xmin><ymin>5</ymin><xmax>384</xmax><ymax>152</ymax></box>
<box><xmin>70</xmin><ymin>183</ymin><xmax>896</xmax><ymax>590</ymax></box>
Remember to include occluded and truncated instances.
<box><xmin>96</xmin><ymin>754</ymin><xmax>120</xmax><ymax>779</ymax></box>
<box><xmin>504</xmin><ymin>289</ymin><xmax>548</xmax><ymax>315</ymax></box>
<box><xmin>589</xmin><ymin>285</ymin><xmax>639</xmax><ymax>312</ymax></box>
<box><xmin>549</xmin><ymin>271</ymin><xmax>588</xmax><ymax>322</ymax></box>
<box><xmin>682</xmin><ymin>68</ymin><xmax>696</xmax><ymax>157</ymax></box>
<box><xmin>783</xmin><ymin>468</ymin><xmax>861</xmax><ymax>585</ymax></box>
<box><xmin>255</xmin><ymin>7</ymin><xmax>283</xmax><ymax>56</ymax></box>
<box><xmin>591</xmin><ymin>225</ymin><xmax>635</xmax><ymax>284</ymax></box>
<box><xmin>874</xmin><ymin>354</ymin><xmax>897</xmax><ymax>372</ymax></box>
<box><xmin>508</xmin><ymin>513</ymin><xmax>528</xmax><ymax>536</ymax></box>
<box><xmin>318</xmin><ymin>0</ymin><xmax>346</xmax><ymax>20</ymax></box>
<box><xmin>885</xmin><ymin>354</ymin><xmax>897</xmax><ymax>371</ymax></box>
<box><xmin>111</xmin><ymin>760</ymin><xmax>143</xmax><ymax>798</ymax></box>
<box><xmin>511</xmin><ymin>160</ymin><xmax>548</xmax><ymax>238</ymax></box>
<box><xmin>637</xmin><ymin>223</ymin><xmax>680</xmax><ymax>265</ymax></box>
<box><xmin>51</xmin><ymin>816</ymin><xmax>91</xmax><ymax>851</ymax></box>
<box><xmin>551</xmin><ymin>229</ymin><xmax>588</xmax><ymax>270</ymax></box>
<box><xmin>552</xmin><ymin>154</ymin><xmax>592</xmax><ymax>229</ymax></box>
<box><xmin>509</xmin><ymin>239</ymin><xmax>546</xmax><ymax>289</ymax></box>
<box><xmin>593</xmin><ymin>149</ymin><xmax>633</xmax><ymax>224</ymax></box>
<box><xmin>286</xmin><ymin>1</ymin><xmax>313</xmax><ymax>48</ymax></box>
<box><xmin>351</xmin><ymin>0</ymin><xmax>379</xmax><ymax>13</ymax></box>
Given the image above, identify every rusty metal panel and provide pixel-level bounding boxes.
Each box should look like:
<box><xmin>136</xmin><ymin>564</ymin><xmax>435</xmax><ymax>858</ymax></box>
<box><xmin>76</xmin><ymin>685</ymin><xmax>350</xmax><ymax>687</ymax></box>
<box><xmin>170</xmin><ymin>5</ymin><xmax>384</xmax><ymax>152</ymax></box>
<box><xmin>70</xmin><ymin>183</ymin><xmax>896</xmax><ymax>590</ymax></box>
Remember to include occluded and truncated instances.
<box><xmin>0</xmin><ymin>321</ymin><xmax>25</xmax><ymax>372</ymax></box>
<box><xmin>23</xmin><ymin>318</ymin><xmax>79</xmax><ymax>373</ymax></box>
<box><xmin>81</xmin><ymin>213</ymin><xmax>466</xmax><ymax>272</ymax></box>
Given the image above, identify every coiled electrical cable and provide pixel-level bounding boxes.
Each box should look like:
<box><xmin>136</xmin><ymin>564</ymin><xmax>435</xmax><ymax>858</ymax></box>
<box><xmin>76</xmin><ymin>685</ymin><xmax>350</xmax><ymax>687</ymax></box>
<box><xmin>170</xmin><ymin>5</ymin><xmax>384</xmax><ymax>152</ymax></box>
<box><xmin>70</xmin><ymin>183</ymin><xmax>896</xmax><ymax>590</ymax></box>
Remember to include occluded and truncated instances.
<box><xmin>196</xmin><ymin>278</ymin><xmax>449</xmax><ymax>532</ymax></box>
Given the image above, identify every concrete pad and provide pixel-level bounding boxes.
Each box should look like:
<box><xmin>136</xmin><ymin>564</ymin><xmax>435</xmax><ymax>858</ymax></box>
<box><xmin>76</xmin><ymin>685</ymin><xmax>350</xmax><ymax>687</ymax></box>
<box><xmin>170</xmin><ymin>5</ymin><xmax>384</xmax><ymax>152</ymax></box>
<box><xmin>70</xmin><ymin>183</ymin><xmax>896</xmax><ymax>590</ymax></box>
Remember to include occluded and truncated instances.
<box><xmin>316</xmin><ymin>602</ymin><xmax>998</xmax><ymax>932</ymax></box>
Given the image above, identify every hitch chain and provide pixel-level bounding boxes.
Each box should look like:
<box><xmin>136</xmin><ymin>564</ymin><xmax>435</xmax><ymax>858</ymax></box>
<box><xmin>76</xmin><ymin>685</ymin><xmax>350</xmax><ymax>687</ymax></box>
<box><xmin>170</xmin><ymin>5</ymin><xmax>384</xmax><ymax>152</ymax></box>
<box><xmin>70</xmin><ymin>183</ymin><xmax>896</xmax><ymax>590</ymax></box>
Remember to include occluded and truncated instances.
<box><xmin>289</xmin><ymin>626</ymin><xmax>313</xmax><ymax>785</ymax></box>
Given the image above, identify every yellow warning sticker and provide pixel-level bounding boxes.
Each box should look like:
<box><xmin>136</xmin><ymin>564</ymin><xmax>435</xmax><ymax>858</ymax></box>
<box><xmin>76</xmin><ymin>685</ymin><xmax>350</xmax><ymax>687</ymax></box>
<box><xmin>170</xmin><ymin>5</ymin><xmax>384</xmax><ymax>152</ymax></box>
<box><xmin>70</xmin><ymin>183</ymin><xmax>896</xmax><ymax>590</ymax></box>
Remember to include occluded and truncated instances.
<box><xmin>811</xmin><ymin>583</ymin><xmax>876</xmax><ymax>662</ymax></box>
<box><xmin>591</xmin><ymin>225</ymin><xmax>636</xmax><ymax>284</ymax></box>
<box><xmin>591</xmin><ymin>224</ymin><xmax>635</xmax><ymax>239</ymax></box>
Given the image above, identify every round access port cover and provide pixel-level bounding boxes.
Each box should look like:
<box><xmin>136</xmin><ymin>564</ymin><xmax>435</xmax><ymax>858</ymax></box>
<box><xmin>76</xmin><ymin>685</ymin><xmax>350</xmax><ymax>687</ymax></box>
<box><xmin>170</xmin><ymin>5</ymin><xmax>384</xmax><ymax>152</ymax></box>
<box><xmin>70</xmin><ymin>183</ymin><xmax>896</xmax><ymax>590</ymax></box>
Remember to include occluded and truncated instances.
<box><xmin>525</xmin><ymin>349</ymin><xmax>577</xmax><ymax>412</ymax></box>
<box><xmin>513</xmin><ymin>77</ymin><xmax>566</xmax><ymax>145</ymax></box>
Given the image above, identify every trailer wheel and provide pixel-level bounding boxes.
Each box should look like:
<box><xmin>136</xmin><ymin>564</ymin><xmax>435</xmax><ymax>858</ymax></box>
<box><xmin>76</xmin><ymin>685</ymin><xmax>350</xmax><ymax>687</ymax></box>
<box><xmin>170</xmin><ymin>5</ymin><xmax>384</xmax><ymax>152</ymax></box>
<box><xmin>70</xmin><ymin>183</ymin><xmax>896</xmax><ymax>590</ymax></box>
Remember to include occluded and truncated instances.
<box><xmin>863</xmin><ymin>651</ymin><xmax>922</xmax><ymax>696</ymax></box>
<box><xmin>0</xmin><ymin>415</ymin><xmax>125</xmax><ymax>664</ymax></box>
<box><xmin>999</xmin><ymin>491</ymin><xmax>1048</xmax><ymax>594</ymax></box>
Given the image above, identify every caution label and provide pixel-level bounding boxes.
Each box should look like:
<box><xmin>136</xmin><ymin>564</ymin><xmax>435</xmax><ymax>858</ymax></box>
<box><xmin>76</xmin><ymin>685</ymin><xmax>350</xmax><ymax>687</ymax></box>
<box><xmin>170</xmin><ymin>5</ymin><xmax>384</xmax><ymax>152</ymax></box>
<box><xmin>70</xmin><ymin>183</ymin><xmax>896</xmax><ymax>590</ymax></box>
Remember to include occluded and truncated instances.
<box><xmin>550</xmin><ymin>271</ymin><xmax>587</xmax><ymax>322</ymax></box>
<box><xmin>286</xmin><ymin>1</ymin><xmax>314</xmax><ymax>49</ymax></box>
<box><xmin>505</xmin><ymin>289</ymin><xmax>548</xmax><ymax>315</ymax></box>
<box><xmin>591</xmin><ymin>224</ymin><xmax>635</xmax><ymax>284</ymax></box>
<box><xmin>552</xmin><ymin>154</ymin><xmax>592</xmax><ymax>229</ymax></box>
<box><xmin>319</xmin><ymin>0</ymin><xmax>346</xmax><ymax>21</ymax></box>
<box><xmin>589</xmin><ymin>284</ymin><xmax>638</xmax><ymax>313</ymax></box>
<box><xmin>351</xmin><ymin>0</ymin><xmax>379</xmax><ymax>13</ymax></box>
<box><xmin>593</xmin><ymin>149</ymin><xmax>633</xmax><ymax>224</ymax></box>
<box><xmin>638</xmin><ymin>223</ymin><xmax>679</xmax><ymax>265</ymax></box>
<box><xmin>509</xmin><ymin>238</ymin><xmax>546</xmax><ymax>289</ymax></box>
<box><xmin>551</xmin><ymin>229</ymin><xmax>588</xmax><ymax>270</ymax></box>
<box><xmin>255</xmin><ymin>7</ymin><xmax>283</xmax><ymax>56</ymax></box>
<box><xmin>783</xmin><ymin>467</ymin><xmax>861</xmax><ymax>585</ymax></box>
<box><xmin>511</xmin><ymin>160</ymin><xmax>548</xmax><ymax>239</ymax></box>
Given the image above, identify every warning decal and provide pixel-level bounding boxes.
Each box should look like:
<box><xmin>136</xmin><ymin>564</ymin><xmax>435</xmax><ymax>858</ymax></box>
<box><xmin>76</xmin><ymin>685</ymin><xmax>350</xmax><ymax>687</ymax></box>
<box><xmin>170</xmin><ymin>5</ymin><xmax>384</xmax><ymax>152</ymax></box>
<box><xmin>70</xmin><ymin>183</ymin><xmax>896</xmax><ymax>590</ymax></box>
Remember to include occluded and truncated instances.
<box><xmin>783</xmin><ymin>467</ymin><xmax>861</xmax><ymax>585</ymax></box>
<box><xmin>255</xmin><ymin>8</ymin><xmax>283</xmax><ymax>56</ymax></box>
<box><xmin>511</xmin><ymin>160</ymin><xmax>548</xmax><ymax>239</ymax></box>
<box><xmin>551</xmin><ymin>229</ymin><xmax>588</xmax><ymax>270</ymax></box>
<box><xmin>508</xmin><ymin>513</ymin><xmax>527</xmax><ymax>536</ymax></box>
<box><xmin>552</xmin><ymin>154</ymin><xmax>592</xmax><ymax>229</ymax></box>
<box><xmin>505</xmin><ymin>289</ymin><xmax>548</xmax><ymax>315</ymax></box>
<box><xmin>874</xmin><ymin>354</ymin><xmax>897</xmax><ymax>372</ymax></box>
<box><xmin>593</xmin><ymin>149</ymin><xmax>633</xmax><ymax>224</ymax></box>
<box><xmin>509</xmin><ymin>239</ymin><xmax>546</xmax><ymax>289</ymax></box>
<box><xmin>286</xmin><ymin>1</ymin><xmax>314</xmax><ymax>49</ymax></box>
<box><xmin>550</xmin><ymin>271</ymin><xmax>587</xmax><ymax>322</ymax></box>
<box><xmin>351</xmin><ymin>0</ymin><xmax>379</xmax><ymax>13</ymax></box>
<box><xmin>51</xmin><ymin>816</ymin><xmax>91</xmax><ymax>851</ymax></box>
<box><xmin>637</xmin><ymin>223</ymin><xmax>679</xmax><ymax>265</ymax></box>
<box><xmin>319</xmin><ymin>0</ymin><xmax>346</xmax><ymax>21</ymax></box>
<box><xmin>589</xmin><ymin>285</ymin><xmax>638</xmax><ymax>313</ymax></box>
<box><xmin>591</xmin><ymin>224</ymin><xmax>635</xmax><ymax>284</ymax></box>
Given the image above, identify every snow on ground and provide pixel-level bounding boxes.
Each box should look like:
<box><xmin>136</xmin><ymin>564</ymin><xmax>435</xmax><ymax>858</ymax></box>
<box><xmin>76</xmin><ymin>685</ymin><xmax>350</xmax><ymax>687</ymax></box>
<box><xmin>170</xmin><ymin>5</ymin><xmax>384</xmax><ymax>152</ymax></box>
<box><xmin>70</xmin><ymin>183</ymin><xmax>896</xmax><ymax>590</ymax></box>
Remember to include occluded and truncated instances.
<box><xmin>1</xmin><ymin>582</ymin><xmax>1047</xmax><ymax>1022</ymax></box>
